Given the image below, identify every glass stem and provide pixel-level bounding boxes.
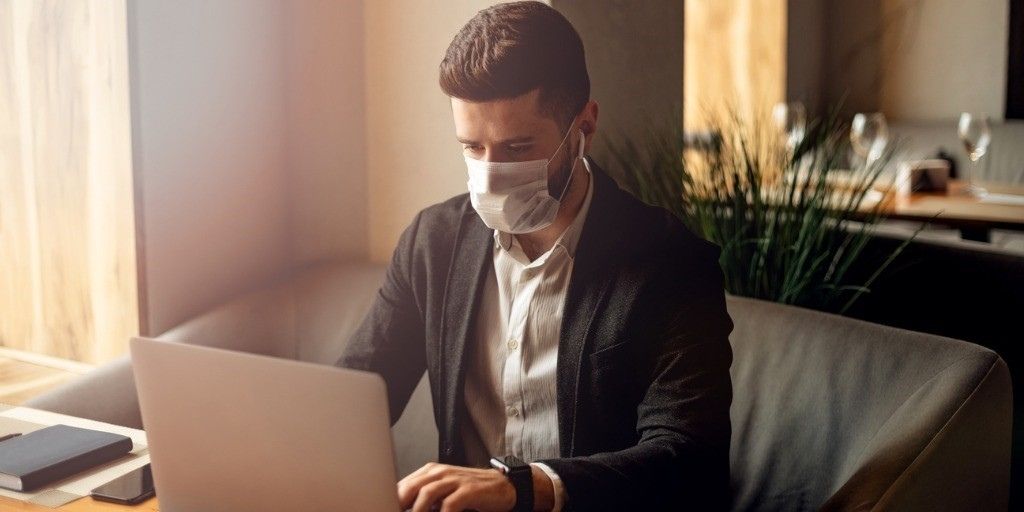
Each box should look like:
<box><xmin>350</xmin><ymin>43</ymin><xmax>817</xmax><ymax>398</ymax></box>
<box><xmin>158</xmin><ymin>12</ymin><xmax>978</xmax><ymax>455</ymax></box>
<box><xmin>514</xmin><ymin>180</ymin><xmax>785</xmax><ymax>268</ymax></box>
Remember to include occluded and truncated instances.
<box><xmin>969</xmin><ymin>158</ymin><xmax>977</xmax><ymax>191</ymax></box>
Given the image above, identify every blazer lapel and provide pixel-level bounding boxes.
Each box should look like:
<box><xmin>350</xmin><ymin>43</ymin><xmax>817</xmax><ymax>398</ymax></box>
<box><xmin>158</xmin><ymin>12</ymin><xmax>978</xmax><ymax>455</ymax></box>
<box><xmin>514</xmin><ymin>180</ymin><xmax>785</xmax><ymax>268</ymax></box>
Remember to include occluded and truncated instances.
<box><xmin>438</xmin><ymin>205</ymin><xmax>493</xmax><ymax>460</ymax></box>
<box><xmin>556</xmin><ymin>159</ymin><xmax>628</xmax><ymax>456</ymax></box>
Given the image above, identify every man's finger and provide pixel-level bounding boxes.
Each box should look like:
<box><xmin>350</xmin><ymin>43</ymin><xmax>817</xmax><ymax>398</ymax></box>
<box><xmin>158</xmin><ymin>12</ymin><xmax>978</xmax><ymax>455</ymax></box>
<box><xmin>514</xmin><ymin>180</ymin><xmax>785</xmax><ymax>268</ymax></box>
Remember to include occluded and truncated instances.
<box><xmin>398</xmin><ymin>463</ymin><xmax>450</xmax><ymax>508</ymax></box>
<box><xmin>411</xmin><ymin>479</ymin><xmax>458</xmax><ymax>512</ymax></box>
<box><xmin>399</xmin><ymin>475</ymin><xmax>436</xmax><ymax>507</ymax></box>
<box><xmin>439</xmin><ymin>488</ymin><xmax>473</xmax><ymax>512</ymax></box>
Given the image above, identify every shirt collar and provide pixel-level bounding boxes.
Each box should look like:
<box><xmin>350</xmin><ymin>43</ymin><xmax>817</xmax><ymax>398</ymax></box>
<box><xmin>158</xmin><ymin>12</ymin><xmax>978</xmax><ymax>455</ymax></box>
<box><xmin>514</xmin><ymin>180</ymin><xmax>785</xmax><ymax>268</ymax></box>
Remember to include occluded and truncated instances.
<box><xmin>493</xmin><ymin>160</ymin><xmax>594</xmax><ymax>261</ymax></box>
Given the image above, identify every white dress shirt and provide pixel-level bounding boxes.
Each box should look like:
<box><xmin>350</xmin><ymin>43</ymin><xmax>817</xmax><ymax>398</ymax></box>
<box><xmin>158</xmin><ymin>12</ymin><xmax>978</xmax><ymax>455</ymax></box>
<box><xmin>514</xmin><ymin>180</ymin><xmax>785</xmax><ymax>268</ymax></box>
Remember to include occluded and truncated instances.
<box><xmin>461</xmin><ymin>161</ymin><xmax>594</xmax><ymax>512</ymax></box>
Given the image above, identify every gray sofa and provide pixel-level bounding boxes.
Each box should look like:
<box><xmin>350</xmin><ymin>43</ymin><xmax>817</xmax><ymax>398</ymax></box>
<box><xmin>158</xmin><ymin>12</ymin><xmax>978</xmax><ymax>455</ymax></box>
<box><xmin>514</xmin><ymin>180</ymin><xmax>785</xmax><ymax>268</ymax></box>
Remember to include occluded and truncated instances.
<box><xmin>25</xmin><ymin>261</ymin><xmax>1012</xmax><ymax>510</ymax></box>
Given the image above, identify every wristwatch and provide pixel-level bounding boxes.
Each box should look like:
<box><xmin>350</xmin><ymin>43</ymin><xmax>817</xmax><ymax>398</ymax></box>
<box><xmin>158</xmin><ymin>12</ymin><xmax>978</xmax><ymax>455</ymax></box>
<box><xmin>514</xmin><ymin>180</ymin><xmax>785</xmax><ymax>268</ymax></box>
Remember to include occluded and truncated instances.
<box><xmin>489</xmin><ymin>455</ymin><xmax>534</xmax><ymax>512</ymax></box>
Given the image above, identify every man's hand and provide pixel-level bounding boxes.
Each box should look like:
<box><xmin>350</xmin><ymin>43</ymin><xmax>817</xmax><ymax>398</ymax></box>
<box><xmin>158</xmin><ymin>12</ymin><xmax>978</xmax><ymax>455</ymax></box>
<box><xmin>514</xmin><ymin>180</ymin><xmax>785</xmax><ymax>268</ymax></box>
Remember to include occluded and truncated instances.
<box><xmin>397</xmin><ymin>462</ymin><xmax>554</xmax><ymax>512</ymax></box>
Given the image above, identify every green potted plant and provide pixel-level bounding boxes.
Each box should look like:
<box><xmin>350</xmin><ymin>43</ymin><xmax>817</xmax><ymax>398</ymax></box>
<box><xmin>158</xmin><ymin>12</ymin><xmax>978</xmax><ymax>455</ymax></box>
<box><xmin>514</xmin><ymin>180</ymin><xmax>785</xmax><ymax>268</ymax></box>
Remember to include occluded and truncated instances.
<box><xmin>606</xmin><ymin>109</ymin><xmax>920</xmax><ymax>314</ymax></box>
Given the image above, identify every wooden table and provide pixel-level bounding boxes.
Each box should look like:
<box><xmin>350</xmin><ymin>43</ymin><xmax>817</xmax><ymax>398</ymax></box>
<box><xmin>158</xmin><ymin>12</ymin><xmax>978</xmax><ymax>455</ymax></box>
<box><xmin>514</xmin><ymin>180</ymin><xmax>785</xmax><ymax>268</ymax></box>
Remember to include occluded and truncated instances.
<box><xmin>723</xmin><ymin>173</ymin><xmax>1023</xmax><ymax>243</ymax></box>
<box><xmin>0</xmin><ymin>495</ymin><xmax>159</xmax><ymax>511</ymax></box>
<box><xmin>868</xmin><ymin>180</ymin><xmax>1024</xmax><ymax>242</ymax></box>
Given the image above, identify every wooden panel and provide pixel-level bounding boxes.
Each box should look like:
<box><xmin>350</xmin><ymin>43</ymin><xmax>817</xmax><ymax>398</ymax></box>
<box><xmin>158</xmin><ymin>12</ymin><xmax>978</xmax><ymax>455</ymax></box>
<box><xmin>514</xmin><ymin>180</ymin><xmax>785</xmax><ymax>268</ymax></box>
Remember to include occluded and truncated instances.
<box><xmin>684</xmin><ymin>0</ymin><xmax>787</xmax><ymax>129</ymax></box>
<box><xmin>0</xmin><ymin>1</ymin><xmax>138</xmax><ymax>364</ymax></box>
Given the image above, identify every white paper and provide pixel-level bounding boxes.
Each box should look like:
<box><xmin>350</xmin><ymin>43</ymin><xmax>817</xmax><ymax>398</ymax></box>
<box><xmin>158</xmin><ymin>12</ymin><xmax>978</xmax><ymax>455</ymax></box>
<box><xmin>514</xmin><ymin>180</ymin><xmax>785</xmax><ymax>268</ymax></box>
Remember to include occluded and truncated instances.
<box><xmin>979</xmin><ymin>193</ymin><xmax>1024</xmax><ymax>206</ymax></box>
<box><xmin>0</xmin><ymin>406</ymin><xmax>150</xmax><ymax>507</ymax></box>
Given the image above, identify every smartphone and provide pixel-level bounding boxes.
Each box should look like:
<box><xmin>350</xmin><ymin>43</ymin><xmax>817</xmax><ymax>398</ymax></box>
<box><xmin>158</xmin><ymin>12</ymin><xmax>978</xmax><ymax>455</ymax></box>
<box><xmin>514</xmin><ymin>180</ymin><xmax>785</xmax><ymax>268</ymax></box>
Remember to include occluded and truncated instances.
<box><xmin>90</xmin><ymin>464</ymin><xmax>155</xmax><ymax>505</ymax></box>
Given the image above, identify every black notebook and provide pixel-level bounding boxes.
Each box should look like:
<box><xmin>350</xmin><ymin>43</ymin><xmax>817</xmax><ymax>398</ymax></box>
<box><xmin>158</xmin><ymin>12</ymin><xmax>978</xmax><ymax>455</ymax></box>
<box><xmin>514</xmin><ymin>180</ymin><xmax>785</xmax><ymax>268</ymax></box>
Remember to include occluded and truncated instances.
<box><xmin>0</xmin><ymin>424</ymin><xmax>133</xmax><ymax>492</ymax></box>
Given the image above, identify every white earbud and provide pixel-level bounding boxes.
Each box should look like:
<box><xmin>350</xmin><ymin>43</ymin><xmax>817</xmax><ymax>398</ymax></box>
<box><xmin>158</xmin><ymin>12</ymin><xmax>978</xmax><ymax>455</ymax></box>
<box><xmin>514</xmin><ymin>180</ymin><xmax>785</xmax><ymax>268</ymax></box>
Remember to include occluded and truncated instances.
<box><xmin>578</xmin><ymin>129</ymin><xmax>591</xmax><ymax>175</ymax></box>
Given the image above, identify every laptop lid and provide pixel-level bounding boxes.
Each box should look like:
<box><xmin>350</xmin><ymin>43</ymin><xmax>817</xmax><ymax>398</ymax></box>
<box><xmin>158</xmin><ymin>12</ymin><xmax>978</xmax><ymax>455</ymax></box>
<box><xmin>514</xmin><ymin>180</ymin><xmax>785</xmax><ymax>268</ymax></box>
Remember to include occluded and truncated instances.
<box><xmin>130</xmin><ymin>337</ymin><xmax>400</xmax><ymax>512</ymax></box>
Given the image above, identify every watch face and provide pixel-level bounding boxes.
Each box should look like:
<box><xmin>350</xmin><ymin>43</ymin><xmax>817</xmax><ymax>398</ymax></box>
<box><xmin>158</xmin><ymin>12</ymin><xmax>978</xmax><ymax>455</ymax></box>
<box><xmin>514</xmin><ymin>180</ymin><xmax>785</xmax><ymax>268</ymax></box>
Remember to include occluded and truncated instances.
<box><xmin>490</xmin><ymin>455</ymin><xmax>527</xmax><ymax>473</ymax></box>
<box><xmin>489</xmin><ymin>457</ymin><xmax>510</xmax><ymax>473</ymax></box>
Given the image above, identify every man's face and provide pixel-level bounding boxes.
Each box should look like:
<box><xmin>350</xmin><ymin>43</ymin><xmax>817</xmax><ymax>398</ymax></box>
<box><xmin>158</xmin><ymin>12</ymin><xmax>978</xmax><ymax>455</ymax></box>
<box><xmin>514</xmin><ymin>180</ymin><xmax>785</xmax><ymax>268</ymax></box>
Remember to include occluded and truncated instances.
<box><xmin>452</xmin><ymin>88</ymin><xmax>577</xmax><ymax>187</ymax></box>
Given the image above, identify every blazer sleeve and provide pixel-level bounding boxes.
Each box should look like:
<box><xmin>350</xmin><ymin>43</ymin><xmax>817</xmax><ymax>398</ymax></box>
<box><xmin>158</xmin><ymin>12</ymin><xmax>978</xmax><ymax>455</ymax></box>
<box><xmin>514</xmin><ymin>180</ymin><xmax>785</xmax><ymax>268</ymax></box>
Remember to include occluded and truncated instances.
<box><xmin>335</xmin><ymin>212</ymin><xmax>428</xmax><ymax>425</ymax></box>
<box><xmin>538</xmin><ymin>241</ymin><xmax>735</xmax><ymax>511</ymax></box>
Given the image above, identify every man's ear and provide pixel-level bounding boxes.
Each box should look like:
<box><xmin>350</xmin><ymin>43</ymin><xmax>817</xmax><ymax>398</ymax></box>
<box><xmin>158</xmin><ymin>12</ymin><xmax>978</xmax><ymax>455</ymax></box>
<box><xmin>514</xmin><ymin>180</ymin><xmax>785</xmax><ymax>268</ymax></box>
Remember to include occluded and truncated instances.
<box><xmin>578</xmin><ymin>100</ymin><xmax>599</xmax><ymax>138</ymax></box>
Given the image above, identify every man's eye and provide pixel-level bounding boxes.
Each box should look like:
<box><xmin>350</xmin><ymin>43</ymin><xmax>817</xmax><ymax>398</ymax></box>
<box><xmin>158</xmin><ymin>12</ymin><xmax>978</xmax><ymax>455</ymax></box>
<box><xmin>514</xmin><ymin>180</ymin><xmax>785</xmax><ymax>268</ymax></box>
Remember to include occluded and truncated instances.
<box><xmin>508</xmin><ymin>145</ymin><xmax>530</xmax><ymax>154</ymax></box>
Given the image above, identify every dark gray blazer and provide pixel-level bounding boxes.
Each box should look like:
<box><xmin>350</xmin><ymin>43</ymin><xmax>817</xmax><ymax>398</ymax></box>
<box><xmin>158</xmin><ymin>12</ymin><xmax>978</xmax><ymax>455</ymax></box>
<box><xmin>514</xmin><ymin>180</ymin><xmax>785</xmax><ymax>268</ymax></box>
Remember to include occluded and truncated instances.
<box><xmin>338</xmin><ymin>159</ymin><xmax>734</xmax><ymax>511</ymax></box>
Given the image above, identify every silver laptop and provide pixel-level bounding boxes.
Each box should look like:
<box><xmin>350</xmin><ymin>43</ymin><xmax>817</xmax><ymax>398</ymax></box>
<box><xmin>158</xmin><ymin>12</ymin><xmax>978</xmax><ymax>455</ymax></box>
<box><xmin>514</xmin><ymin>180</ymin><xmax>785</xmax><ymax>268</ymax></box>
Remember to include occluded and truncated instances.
<box><xmin>130</xmin><ymin>337</ymin><xmax>401</xmax><ymax>512</ymax></box>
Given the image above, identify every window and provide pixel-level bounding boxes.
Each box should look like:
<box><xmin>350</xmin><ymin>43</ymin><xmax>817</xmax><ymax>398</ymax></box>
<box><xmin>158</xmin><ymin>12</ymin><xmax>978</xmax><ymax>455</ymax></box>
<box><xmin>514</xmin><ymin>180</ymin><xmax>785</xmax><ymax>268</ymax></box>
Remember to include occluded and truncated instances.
<box><xmin>0</xmin><ymin>1</ymin><xmax>139</xmax><ymax>364</ymax></box>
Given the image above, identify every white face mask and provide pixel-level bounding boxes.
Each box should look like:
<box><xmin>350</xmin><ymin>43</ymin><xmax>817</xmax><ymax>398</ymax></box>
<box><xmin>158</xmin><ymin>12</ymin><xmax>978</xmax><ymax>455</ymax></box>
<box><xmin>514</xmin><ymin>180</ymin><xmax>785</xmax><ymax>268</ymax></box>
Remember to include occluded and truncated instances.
<box><xmin>465</xmin><ymin>125</ymin><xmax>586</xmax><ymax>234</ymax></box>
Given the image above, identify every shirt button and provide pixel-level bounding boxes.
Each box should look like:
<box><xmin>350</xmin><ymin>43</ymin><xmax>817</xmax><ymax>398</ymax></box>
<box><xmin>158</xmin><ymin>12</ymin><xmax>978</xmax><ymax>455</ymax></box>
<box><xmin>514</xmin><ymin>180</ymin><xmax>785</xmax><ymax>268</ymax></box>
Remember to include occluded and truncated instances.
<box><xmin>507</xmin><ymin>339</ymin><xmax>519</xmax><ymax>351</ymax></box>
<box><xmin>506</xmin><ymin>406</ymin><xmax>520</xmax><ymax>418</ymax></box>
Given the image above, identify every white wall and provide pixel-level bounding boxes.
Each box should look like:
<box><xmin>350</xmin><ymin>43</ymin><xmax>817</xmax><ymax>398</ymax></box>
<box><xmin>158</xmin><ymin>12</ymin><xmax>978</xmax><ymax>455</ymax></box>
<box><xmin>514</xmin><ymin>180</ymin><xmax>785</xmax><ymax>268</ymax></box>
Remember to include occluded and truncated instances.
<box><xmin>129</xmin><ymin>0</ymin><xmax>368</xmax><ymax>335</ymax></box>
<box><xmin>287</xmin><ymin>0</ymin><xmax>367</xmax><ymax>266</ymax></box>
<box><xmin>365</xmin><ymin>0</ymin><xmax>524</xmax><ymax>262</ymax></box>
<box><xmin>879</xmin><ymin>0</ymin><xmax>1009</xmax><ymax>121</ymax></box>
<box><xmin>129</xmin><ymin>0</ymin><xmax>291</xmax><ymax>335</ymax></box>
<box><xmin>797</xmin><ymin>0</ymin><xmax>1010</xmax><ymax>121</ymax></box>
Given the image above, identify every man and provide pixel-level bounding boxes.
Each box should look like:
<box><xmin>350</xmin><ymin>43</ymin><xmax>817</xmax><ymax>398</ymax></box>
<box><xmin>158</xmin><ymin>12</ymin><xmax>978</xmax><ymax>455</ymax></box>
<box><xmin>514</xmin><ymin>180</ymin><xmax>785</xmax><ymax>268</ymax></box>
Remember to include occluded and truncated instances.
<box><xmin>337</xmin><ymin>2</ymin><xmax>734</xmax><ymax>511</ymax></box>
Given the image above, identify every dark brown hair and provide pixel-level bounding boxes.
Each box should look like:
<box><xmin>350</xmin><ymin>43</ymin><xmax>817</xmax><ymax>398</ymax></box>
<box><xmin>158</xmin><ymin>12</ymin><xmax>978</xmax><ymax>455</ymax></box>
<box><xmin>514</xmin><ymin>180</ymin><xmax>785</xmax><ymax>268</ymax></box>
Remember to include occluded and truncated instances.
<box><xmin>439</xmin><ymin>1</ymin><xmax>590</xmax><ymax>129</ymax></box>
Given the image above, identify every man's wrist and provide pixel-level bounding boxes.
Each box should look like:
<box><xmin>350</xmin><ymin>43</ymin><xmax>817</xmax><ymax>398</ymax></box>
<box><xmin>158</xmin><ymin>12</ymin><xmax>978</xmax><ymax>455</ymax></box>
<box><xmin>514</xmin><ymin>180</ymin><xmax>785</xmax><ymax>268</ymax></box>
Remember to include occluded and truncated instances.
<box><xmin>529</xmin><ymin>464</ymin><xmax>555</xmax><ymax>511</ymax></box>
<box><xmin>490</xmin><ymin>456</ymin><xmax>534</xmax><ymax>512</ymax></box>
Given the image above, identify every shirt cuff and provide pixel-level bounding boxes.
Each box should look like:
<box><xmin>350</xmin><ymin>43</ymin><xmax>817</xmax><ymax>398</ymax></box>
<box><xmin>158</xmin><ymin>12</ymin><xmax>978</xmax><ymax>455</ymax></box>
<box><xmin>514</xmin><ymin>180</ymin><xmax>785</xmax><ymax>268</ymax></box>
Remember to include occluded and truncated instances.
<box><xmin>530</xmin><ymin>462</ymin><xmax>567</xmax><ymax>512</ymax></box>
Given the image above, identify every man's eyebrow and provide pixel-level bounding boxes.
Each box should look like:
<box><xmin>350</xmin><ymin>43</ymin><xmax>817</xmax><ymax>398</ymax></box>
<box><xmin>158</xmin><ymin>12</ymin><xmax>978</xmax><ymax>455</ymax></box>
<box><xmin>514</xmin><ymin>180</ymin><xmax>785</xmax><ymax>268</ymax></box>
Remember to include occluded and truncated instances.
<box><xmin>456</xmin><ymin>136</ymin><xmax>535</xmax><ymax>145</ymax></box>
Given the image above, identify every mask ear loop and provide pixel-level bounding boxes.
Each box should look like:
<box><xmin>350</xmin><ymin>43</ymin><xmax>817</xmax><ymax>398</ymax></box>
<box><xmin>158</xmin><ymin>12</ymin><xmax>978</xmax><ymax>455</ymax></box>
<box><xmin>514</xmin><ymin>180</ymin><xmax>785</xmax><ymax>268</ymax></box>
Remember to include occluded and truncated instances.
<box><xmin>554</xmin><ymin>129</ymin><xmax>587</xmax><ymax>202</ymax></box>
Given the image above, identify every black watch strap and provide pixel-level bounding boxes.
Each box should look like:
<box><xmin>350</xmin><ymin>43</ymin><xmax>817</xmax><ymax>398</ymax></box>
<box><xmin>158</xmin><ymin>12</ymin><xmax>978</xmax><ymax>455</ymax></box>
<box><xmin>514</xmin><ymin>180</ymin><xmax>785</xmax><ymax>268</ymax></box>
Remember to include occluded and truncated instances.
<box><xmin>490</xmin><ymin>455</ymin><xmax>533</xmax><ymax>512</ymax></box>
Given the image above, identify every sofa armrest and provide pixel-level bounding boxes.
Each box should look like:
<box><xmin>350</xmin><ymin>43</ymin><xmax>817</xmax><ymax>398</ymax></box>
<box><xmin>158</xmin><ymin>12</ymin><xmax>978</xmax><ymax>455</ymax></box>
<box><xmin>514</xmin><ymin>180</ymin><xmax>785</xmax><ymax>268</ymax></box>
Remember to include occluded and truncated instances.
<box><xmin>23</xmin><ymin>355</ymin><xmax>143</xmax><ymax>429</ymax></box>
<box><xmin>822</xmin><ymin>355</ymin><xmax>1013</xmax><ymax>511</ymax></box>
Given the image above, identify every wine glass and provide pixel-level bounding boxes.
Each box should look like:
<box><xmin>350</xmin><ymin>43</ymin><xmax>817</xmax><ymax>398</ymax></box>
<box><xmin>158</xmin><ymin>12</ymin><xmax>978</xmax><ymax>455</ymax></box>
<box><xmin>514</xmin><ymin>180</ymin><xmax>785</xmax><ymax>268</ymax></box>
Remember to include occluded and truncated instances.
<box><xmin>851</xmin><ymin>113</ymin><xmax>889</xmax><ymax>167</ymax></box>
<box><xmin>772</xmin><ymin>102</ymin><xmax>807</xmax><ymax>154</ymax></box>
<box><xmin>957</xmin><ymin>112</ymin><xmax>990</xmax><ymax>197</ymax></box>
